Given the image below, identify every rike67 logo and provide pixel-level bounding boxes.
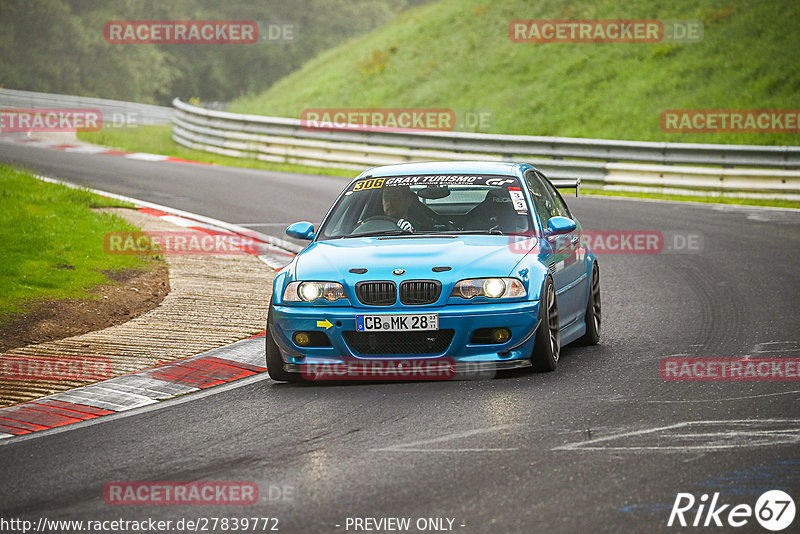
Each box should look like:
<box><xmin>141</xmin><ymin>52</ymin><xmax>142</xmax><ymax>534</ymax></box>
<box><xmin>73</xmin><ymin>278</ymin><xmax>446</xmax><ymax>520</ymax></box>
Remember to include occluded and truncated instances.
<box><xmin>668</xmin><ymin>490</ymin><xmax>795</xmax><ymax>531</ymax></box>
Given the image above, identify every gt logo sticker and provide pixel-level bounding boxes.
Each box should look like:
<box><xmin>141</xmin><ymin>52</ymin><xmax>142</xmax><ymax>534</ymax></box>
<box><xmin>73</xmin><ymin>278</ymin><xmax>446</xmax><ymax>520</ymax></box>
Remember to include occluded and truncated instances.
<box><xmin>353</xmin><ymin>178</ymin><xmax>385</xmax><ymax>191</ymax></box>
<box><xmin>486</xmin><ymin>178</ymin><xmax>514</xmax><ymax>186</ymax></box>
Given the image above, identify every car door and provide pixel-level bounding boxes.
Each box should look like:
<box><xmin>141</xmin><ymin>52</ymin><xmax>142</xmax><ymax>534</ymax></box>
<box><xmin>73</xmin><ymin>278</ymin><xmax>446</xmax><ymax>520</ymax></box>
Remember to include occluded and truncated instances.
<box><xmin>524</xmin><ymin>170</ymin><xmax>586</xmax><ymax>327</ymax></box>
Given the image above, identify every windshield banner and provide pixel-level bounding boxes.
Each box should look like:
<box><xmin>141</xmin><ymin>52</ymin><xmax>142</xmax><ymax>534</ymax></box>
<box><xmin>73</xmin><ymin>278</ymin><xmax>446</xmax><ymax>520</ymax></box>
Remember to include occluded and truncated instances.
<box><xmin>350</xmin><ymin>175</ymin><xmax>519</xmax><ymax>191</ymax></box>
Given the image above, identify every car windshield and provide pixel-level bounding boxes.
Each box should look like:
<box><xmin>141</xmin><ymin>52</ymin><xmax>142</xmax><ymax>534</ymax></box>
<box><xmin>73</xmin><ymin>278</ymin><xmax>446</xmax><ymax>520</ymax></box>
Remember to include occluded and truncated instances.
<box><xmin>318</xmin><ymin>174</ymin><xmax>534</xmax><ymax>239</ymax></box>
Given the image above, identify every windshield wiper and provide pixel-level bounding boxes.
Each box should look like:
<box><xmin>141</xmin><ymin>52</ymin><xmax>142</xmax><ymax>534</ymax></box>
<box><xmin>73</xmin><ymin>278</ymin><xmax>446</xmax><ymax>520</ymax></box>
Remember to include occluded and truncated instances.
<box><xmin>378</xmin><ymin>233</ymin><xmax>458</xmax><ymax>239</ymax></box>
<box><xmin>450</xmin><ymin>229</ymin><xmax>504</xmax><ymax>235</ymax></box>
<box><xmin>343</xmin><ymin>229</ymin><xmax>412</xmax><ymax>238</ymax></box>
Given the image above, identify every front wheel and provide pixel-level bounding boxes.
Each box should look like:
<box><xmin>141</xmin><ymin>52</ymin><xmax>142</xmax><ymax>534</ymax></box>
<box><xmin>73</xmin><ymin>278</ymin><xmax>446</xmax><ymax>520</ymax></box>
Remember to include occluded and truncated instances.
<box><xmin>266</xmin><ymin>301</ymin><xmax>303</xmax><ymax>383</ymax></box>
<box><xmin>531</xmin><ymin>277</ymin><xmax>560</xmax><ymax>372</ymax></box>
<box><xmin>575</xmin><ymin>262</ymin><xmax>601</xmax><ymax>346</ymax></box>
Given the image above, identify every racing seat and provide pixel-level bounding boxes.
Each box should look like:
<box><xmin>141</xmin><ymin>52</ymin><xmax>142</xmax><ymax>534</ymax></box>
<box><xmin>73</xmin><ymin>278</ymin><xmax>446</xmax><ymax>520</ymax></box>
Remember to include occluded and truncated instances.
<box><xmin>465</xmin><ymin>189</ymin><xmax>526</xmax><ymax>233</ymax></box>
<box><xmin>408</xmin><ymin>197</ymin><xmax>446</xmax><ymax>231</ymax></box>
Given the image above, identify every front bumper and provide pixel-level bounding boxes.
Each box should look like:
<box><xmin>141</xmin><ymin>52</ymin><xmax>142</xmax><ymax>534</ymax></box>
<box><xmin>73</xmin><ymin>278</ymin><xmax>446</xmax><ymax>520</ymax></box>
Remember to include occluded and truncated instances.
<box><xmin>270</xmin><ymin>300</ymin><xmax>540</xmax><ymax>371</ymax></box>
<box><xmin>284</xmin><ymin>359</ymin><xmax>532</xmax><ymax>376</ymax></box>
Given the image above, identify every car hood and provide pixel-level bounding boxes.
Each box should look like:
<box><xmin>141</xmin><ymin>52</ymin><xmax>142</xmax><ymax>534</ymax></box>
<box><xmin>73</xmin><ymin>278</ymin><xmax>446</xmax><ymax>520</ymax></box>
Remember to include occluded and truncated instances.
<box><xmin>293</xmin><ymin>235</ymin><xmax>537</xmax><ymax>283</ymax></box>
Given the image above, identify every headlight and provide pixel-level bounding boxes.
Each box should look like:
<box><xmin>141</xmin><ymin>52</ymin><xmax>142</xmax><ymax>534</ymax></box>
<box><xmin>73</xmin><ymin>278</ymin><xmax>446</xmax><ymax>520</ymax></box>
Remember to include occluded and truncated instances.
<box><xmin>451</xmin><ymin>278</ymin><xmax>526</xmax><ymax>299</ymax></box>
<box><xmin>283</xmin><ymin>281</ymin><xmax>346</xmax><ymax>302</ymax></box>
<box><xmin>483</xmin><ymin>278</ymin><xmax>506</xmax><ymax>298</ymax></box>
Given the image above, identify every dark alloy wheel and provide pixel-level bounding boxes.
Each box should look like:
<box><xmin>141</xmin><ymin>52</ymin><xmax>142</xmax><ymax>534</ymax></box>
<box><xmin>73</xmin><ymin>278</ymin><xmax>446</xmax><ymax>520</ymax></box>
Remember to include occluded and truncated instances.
<box><xmin>532</xmin><ymin>277</ymin><xmax>560</xmax><ymax>372</ymax></box>
<box><xmin>576</xmin><ymin>262</ymin><xmax>601</xmax><ymax>346</ymax></box>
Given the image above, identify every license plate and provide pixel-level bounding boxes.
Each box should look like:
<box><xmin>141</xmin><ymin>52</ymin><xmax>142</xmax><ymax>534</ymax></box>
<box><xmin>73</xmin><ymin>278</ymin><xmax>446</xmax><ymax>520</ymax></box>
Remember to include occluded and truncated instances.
<box><xmin>356</xmin><ymin>313</ymin><xmax>438</xmax><ymax>332</ymax></box>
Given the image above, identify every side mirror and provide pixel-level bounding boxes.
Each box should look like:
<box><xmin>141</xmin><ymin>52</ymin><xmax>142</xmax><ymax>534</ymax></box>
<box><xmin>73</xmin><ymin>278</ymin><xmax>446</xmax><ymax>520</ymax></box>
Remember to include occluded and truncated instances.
<box><xmin>546</xmin><ymin>216</ymin><xmax>577</xmax><ymax>235</ymax></box>
<box><xmin>286</xmin><ymin>221</ymin><xmax>316</xmax><ymax>240</ymax></box>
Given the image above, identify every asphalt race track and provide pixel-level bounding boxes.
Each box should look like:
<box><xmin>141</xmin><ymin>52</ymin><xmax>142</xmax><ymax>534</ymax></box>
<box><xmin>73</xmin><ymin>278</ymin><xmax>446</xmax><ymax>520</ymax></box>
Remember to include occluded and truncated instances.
<box><xmin>1</xmin><ymin>143</ymin><xmax>799</xmax><ymax>533</ymax></box>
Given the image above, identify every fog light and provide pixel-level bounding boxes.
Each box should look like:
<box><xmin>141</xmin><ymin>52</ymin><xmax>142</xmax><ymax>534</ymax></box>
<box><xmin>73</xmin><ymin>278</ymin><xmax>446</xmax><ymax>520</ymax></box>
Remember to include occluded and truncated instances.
<box><xmin>491</xmin><ymin>328</ymin><xmax>511</xmax><ymax>343</ymax></box>
<box><xmin>293</xmin><ymin>332</ymin><xmax>311</xmax><ymax>346</ymax></box>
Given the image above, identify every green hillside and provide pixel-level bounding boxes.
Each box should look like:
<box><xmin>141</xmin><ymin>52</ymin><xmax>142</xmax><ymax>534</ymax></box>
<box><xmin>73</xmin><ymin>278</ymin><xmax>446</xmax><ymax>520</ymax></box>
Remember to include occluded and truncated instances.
<box><xmin>230</xmin><ymin>0</ymin><xmax>800</xmax><ymax>145</ymax></box>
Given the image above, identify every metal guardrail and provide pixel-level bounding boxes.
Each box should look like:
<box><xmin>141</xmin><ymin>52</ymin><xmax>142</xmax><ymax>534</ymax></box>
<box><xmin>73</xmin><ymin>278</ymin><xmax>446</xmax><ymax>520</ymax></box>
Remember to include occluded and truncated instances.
<box><xmin>0</xmin><ymin>89</ymin><xmax>172</xmax><ymax>127</ymax></box>
<box><xmin>171</xmin><ymin>98</ymin><xmax>800</xmax><ymax>199</ymax></box>
<box><xmin>4</xmin><ymin>90</ymin><xmax>796</xmax><ymax>198</ymax></box>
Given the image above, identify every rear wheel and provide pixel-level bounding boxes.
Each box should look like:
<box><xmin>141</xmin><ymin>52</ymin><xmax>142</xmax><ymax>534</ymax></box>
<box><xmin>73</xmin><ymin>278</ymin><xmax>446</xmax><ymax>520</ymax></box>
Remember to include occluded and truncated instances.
<box><xmin>576</xmin><ymin>262</ymin><xmax>601</xmax><ymax>346</ymax></box>
<box><xmin>532</xmin><ymin>277</ymin><xmax>560</xmax><ymax>372</ymax></box>
<box><xmin>266</xmin><ymin>301</ymin><xmax>303</xmax><ymax>383</ymax></box>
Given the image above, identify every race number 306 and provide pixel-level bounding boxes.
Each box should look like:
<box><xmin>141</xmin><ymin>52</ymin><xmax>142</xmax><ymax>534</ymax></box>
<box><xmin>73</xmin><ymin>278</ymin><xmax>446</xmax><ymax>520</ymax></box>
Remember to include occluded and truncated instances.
<box><xmin>352</xmin><ymin>178</ymin><xmax>385</xmax><ymax>191</ymax></box>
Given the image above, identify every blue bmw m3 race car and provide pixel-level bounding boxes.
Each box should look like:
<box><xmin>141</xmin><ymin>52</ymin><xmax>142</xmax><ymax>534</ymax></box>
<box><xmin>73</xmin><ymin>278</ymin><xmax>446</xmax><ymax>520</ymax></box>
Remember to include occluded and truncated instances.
<box><xmin>266</xmin><ymin>161</ymin><xmax>601</xmax><ymax>382</ymax></box>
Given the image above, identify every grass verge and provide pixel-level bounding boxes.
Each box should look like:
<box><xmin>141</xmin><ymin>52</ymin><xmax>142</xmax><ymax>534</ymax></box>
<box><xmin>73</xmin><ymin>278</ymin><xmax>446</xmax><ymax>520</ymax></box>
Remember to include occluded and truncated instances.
<box><xmin>230</xmin><ymin>0</ymin><xmax>800</xmax><ymax>146</ymax></box>
<box><xmin>0</xmin><ymin>164</ymin><xmax>163</xmax><ymax>326</ymax></box>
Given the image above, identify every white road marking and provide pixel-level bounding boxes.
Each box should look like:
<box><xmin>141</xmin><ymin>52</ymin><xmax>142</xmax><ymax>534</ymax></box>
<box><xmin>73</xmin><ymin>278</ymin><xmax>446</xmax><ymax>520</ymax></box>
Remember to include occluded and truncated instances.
<box><xmin>376</xmin><ymin>448</ymin><xmax>519</xmax><ymax>452</ymax></box>
<box><xmin>125</xmin><ymin>152</ymin><xmax>170</xmax><ymax>161</ymax></box>
<box><xmin>751</xmin><ymin>341</ymin><xmax>800</xmax><ymax>353</ymax></box>
<box><xmin>554</xmin><ymin>422</ymin><xmax>687</xmax><ymax>450</ymax></box>
<box><xmin>160</xmin><ymin>214</ymin><xmax>200</xmax><ymax>228</ymax></box>
<box><xmin>645</xmin><ymin>390</ymin><xmax>800</xmax><ymax>403</ymax></box>
<box><xmin>554</xmin><ymin>419</ymin><xmax>800</xmax><ymax>452</ymax></box>
<box><xmin>0</xmin><ymin>372</ymin><xmax>268</xmax><ymax>447</ymax></box>
<box><xmin>371</xmin><ymin>424</ymin><xmax>515</xmax><ymax>452</ymax></box>
<box><xmin>63</xmin><ymin>146</ymin><xmax>108</xmax><ymax>154</ymax></box>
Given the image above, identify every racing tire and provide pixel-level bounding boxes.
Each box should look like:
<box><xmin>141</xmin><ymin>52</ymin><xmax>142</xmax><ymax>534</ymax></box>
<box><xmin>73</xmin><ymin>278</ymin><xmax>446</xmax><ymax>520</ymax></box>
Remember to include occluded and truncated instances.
<box><xmin>575</xmin><ymin>261</ymin><xmax>601</xmax><ymax>346</ymax></box>
<box><xmin>531</xmin><ymin>277</ymin><xmax>560</xmax><ymax>372</ymax></box>
<box><xmin>266</xmin><ymin>301</ymin><xmax>304</xmax><ymax>383</ymax></box>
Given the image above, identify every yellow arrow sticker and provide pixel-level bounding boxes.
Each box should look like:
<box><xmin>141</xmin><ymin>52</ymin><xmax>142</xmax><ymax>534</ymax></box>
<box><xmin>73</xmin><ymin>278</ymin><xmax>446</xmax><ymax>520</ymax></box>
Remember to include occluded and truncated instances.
<box><xmin>316</xmin><ymin>319</ymin><xmax>333</xmax><ymax>330</ymax></box>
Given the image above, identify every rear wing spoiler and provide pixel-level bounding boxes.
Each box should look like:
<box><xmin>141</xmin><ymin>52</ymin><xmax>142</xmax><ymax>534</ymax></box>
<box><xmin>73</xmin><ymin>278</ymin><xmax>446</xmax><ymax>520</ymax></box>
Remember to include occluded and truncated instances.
<box><xmin>551</xmin><ymin>177</ymin><xmax>581</xmax><ymax>197</ymax></box>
